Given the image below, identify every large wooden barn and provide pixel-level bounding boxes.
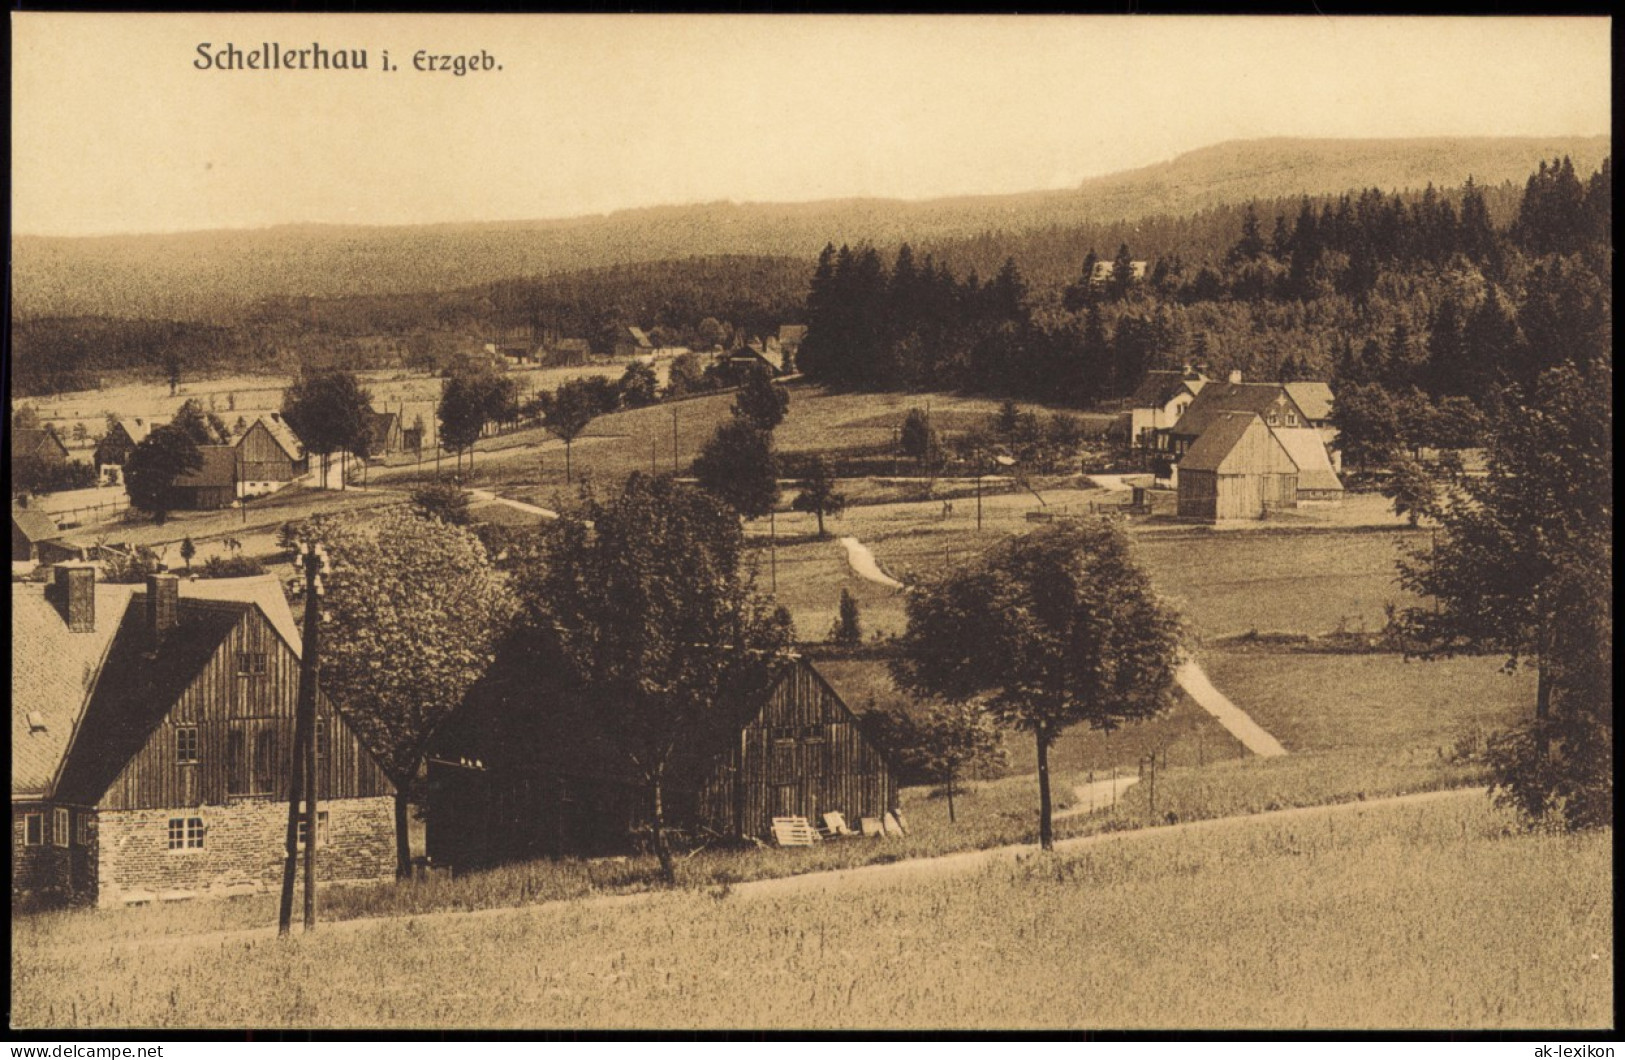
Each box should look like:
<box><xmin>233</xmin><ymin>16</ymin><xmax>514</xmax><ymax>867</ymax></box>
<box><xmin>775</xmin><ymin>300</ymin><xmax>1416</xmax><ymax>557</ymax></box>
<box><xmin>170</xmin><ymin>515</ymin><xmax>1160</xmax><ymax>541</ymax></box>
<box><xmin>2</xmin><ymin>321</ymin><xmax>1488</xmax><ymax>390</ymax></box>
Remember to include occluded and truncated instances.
<box><xmin>426</xmin><ymin>657</ymin><xmax>898</xmax><ymax>868</ymax></box>
<box><xmin>1176</xmin><ymin>412</ymin><xmax>1299</xmax><ymax>522</ymax></box>
<box><xmin>12</xmin><ymin>568</ymin><xmax>395</xmax><ymax>906</ymax></box>
<box><xmin>235</xmin><ymin>414</ymin><xmax>308</xmax><ymax>495</ymax></box>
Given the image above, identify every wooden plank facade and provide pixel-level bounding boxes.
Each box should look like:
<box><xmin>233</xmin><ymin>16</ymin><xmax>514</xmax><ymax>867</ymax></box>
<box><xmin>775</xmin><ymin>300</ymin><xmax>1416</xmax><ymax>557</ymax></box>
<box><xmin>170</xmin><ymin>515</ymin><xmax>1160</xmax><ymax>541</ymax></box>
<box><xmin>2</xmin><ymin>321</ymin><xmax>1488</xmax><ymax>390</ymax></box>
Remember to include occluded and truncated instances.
<box><xmin>427</xmin><ymin>658</ymin><xmax>897</xmax><ymax>867</ymax></box>
<box><xmin>236</xmin><ymin>419</ymin><xmax>307</xmax><ymax>484</ymax></box>
<box><xmin>94</xmin><ymin>605</ymin><xmax>392</xmax><ymax>812</ymax></box>
<box><xmin>697</xmin><ymin>661</ymin><xmax>896</xmax><ymax>840</ymax></box>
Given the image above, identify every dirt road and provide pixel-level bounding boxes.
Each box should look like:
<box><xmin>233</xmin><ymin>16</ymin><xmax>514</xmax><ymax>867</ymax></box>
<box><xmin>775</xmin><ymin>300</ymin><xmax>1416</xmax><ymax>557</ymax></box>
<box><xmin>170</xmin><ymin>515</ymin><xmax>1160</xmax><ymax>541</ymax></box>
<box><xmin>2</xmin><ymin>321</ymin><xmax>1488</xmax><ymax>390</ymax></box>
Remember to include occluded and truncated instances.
<box><xmin>1176</xmin><ymin>658</ymin><xmax>1289</xmax><ymax>757</ymax></box>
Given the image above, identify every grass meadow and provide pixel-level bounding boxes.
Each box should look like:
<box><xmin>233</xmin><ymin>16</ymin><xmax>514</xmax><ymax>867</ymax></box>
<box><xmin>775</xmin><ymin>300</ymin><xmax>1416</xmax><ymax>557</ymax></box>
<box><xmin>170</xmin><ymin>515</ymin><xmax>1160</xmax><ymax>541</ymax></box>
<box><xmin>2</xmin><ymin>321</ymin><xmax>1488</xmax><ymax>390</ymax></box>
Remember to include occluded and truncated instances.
<box><xmin>11</xmin><ymin>795</ymin><xmax>1610</xmax><ymax>1029</ymax></box>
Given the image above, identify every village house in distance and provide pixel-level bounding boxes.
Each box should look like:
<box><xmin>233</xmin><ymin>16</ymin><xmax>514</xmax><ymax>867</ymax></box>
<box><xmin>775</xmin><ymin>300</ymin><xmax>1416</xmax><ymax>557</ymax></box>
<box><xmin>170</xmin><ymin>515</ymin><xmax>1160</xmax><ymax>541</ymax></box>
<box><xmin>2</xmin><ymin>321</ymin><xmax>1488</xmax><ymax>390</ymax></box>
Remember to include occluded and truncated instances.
<box><xmin>12</xmin><ymin>565</ymin><xmax>396</xmax><ymax>906</ymax></box>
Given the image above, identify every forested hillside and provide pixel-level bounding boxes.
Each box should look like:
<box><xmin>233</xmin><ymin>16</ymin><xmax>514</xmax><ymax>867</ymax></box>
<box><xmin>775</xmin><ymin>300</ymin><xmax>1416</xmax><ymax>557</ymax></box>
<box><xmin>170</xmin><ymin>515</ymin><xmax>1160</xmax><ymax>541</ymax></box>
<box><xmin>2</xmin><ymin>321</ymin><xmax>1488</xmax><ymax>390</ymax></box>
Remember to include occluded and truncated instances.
<box><xmin>796</xmin><ymin>156</ymin><xmax>1611</xmax><ymax>462</ymax></box>
<box><xmin>12</xmin><ymin>136</ymin><xmax>1606</xmax><ymax>321</ymax></box>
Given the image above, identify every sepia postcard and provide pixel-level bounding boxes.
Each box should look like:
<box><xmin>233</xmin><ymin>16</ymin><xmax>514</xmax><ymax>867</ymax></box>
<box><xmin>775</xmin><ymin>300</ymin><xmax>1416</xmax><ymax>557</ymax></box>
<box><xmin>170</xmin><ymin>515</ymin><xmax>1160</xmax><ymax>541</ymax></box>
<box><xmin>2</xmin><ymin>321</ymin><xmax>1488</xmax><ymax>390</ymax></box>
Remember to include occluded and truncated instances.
<box><xmin>8</xmin><ymin>12</ymin><xmax>1613</xmax><ymax>1035</ymax></box>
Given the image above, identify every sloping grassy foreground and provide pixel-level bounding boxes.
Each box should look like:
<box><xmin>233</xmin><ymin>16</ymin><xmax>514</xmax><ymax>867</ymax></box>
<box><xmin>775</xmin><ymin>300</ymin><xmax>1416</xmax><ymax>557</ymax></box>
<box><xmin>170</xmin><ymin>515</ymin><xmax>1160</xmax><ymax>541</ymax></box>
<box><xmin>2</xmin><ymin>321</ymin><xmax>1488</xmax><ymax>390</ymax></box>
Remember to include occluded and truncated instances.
<box><xmin>12</xmin><ymin>795</ymin><xmax>1609</xmax><ymax>1030</ymax></box>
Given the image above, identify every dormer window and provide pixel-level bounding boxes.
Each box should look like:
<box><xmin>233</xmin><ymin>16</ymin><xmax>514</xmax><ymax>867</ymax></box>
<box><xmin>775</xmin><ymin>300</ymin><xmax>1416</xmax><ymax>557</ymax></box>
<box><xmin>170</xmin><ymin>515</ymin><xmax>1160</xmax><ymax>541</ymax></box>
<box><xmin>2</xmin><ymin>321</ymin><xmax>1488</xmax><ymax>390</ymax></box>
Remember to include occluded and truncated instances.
<box><xmin>1286</xmin><ymin>412</ymin><xmax>1299</xmax><ymax>427</ymax></box>
<box><xmin>1266</xmin><ymin>411</ymin><xmax>1279</xmax><ymax>426</ymax></box>
<box><xmin>26</xmin><ymin>711</ymin><xmax>48</xmax><ymax>734</ymax></box>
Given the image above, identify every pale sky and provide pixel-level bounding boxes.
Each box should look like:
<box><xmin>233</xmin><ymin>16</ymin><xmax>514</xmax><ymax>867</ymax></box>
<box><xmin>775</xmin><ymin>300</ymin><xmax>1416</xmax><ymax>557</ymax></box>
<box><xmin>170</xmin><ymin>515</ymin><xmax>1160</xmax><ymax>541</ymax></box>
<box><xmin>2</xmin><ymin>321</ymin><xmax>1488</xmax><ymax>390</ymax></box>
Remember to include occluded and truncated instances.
<box><xmin>10</xmin><ymin>14</ymin><xmax>1612</xmax><ymax>237</ymax></box>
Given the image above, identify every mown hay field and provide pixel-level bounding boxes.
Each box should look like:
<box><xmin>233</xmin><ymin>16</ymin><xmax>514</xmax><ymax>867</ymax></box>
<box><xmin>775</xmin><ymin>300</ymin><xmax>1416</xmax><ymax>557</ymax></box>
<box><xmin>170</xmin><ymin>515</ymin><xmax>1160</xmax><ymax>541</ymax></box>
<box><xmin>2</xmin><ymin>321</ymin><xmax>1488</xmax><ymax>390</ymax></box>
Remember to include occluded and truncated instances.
<box><xmin>1133</xmin><ymin>527</ymin><xmax>1431</xmax><ymax>639</ymax></box>
<box><xmin>1203</xmin><ymin>651</ymin><xmax>1536</xmax><ymax>757</ymax></box>
<box><xmin>12</xmin><ymin>795</ymin><xmax>1610</xmax><ymax>1029</ymax></box>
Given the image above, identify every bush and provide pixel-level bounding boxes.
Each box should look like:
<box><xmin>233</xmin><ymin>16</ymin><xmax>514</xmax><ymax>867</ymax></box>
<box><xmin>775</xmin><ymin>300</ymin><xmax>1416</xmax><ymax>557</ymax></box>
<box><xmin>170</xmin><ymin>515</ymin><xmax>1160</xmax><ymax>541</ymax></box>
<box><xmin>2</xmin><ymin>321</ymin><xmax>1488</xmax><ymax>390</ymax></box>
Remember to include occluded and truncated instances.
<box><xmin>411</xmin><ymin>482</ymin><xmax>472</xmax><ymax>525</ymax></box>
<box><xmin>199</xmin><ymin>554</ymin><xmax>267</xmax><ymax>578</ymax></box>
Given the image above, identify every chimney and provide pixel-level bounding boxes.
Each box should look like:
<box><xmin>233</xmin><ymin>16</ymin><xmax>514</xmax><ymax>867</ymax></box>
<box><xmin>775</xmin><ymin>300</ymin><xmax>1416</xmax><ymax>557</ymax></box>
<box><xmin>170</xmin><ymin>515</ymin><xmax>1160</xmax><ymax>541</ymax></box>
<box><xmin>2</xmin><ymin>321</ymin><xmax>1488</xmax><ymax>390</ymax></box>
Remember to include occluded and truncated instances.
<box><xmin>147</xmin><ymin>573</ymin><xmax>180</xmax><ymax>651</ymax></box>
<box><xmin>1228</xmin><ymin>369</ymin><xmax>1243</xmax><ymax>385</ymax></box>
<box><xmin>54</xmin><ymin>563</ymin><xmax>97</xmax><ymax>633</ymax></box>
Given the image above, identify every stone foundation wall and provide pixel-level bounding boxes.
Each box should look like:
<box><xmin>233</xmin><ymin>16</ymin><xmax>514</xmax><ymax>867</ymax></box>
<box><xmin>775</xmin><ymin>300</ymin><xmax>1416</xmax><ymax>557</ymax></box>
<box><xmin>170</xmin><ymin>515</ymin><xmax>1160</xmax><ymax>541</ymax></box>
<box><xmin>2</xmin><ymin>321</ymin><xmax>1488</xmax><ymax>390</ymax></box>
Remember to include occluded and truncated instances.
<box><xmin>96</xmin><ymin>796</ymin><xmax>394</xmax><ymax>907</ymax></box>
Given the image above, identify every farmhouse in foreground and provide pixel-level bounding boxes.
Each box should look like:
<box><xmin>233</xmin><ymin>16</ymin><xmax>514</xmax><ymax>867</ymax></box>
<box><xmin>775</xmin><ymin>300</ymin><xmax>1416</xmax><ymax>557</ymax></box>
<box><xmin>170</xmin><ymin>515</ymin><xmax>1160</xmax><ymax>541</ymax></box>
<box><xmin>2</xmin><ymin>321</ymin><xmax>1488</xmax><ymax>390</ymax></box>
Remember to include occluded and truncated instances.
<box><xmin>427</xmin><ymin>657</ymin><xmax>898</xmax><ymax>867</ymax></box>
<box><xmin>12</xmin><ymin>567</ymin><xmax>395</xmax><ymax>906</ymax></box>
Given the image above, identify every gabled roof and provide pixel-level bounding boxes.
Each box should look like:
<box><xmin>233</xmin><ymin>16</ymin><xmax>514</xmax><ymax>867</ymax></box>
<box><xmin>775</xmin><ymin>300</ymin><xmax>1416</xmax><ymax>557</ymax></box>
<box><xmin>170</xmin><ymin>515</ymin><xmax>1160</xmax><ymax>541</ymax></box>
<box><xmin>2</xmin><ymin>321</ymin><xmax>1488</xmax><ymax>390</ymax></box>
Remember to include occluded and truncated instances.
<box><xmin>731</xmin><ymin>346</ymin><xmax>786</xmax><ymax>375</ymax></box>
<box><xmin>1171</xmin><ymin>382</ymin><xmax>1306</xmax><ymax>439</ymax></box>
<box><xmin>1128</xmin><ymin>370</ymin><xmax>1203</xmax><ymax>410</ymax></box>
<box><xmin>1284</xmin><ymin>381</ymin><xmax>1335</xmax><ymax>423</ymax></box>
<box><xmin>112</xmin><ymin>418</ymin><xmax>152</xmax><ymax>446</ymax></box>
<box><xmin>1180</xmin><ymin>413</ymin><xmax>1297</xmax><ymax>475</ymax></box>
<box><xmin>1271</xmin><ymin>426</ymin><xmax>1344</xmax><ymax>492</ymax></box>
<box><xmin>12</xmin><ymin>507</ymin><xmax>61</xmax><ymax>544</ymax></box>
<box><xmin>244</xmin><ymin>413</ymin><xmax>305</xmax><ymax>461</ymax></box>
<box><xmin>175</xmin><ymin>445</ymin><xmax>238</xmax><ymax>489</ymax></box>
<box><xmin>367</xmin><ymin>409</ymin><xmax>399</xmax><ymax>438</ymax></box>
<box><xmin>12</xmin><ymin>574</ymin><xmax>305</xmax><ymax>801</ymax></box>
<box><xmin>53</xmin><ymin>596</ymin><xmax>250</xmax><ymax>805</ymax></box>
<box><xmin>12</xmin><ymin>427</ymin><xmax>70</xmax><ymax>460</ymax></box>
<box><xmin>439</xmin><ymin>654</ymin><xmax>852</xmax><ymax>790</ymax></box>
<box><xmin>182</xmin><ymin>573</ymin><xmax>304</xmax><ymax>651</ymax></box>
<box><xmin>11</xmin><ymin>581</ymin><xmax>139</xmax><ymax>798</ymax></box>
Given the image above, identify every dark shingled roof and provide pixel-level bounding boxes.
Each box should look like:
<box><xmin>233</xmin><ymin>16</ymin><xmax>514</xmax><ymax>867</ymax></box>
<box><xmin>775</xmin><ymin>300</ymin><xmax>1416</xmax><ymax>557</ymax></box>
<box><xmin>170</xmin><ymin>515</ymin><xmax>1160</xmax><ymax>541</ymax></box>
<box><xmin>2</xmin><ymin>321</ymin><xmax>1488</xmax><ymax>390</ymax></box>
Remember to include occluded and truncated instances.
<box><xmin>12</xmin><ymin>507</ymin><xmax>61</xmax><ymax>544</ymax></box>
<box><xmin>175</xmin><ymin>445</ymin><xmax>238</xmax><ymax>489</ymax></box>
<box><xmin>438</xmin><ymin>654</ymin><xmax>838</xmax><ymax>791</ymax></box>
<box><xmin>11</xmin><ymin>582</ymin><xmax>139</xmax><ymax>798</ymax></box>
<box><xmin>12</xmin><ymin>427</ymin><xmax>70</xmax><ymax>461</ymax></box>
<box><xmin>12</xmin><ymin>575</ymin><xmax>305</xmax><ymax>800</ymax></box>
<box><xmin>1171</xmin><ymin>382</ymin><xmax>1307</xmax><ymax>440</ymax></box>
<box><xmin>1128</xmin><ymin>370</ymin><xmax>1201</xmax><ymax>410</ymax></box>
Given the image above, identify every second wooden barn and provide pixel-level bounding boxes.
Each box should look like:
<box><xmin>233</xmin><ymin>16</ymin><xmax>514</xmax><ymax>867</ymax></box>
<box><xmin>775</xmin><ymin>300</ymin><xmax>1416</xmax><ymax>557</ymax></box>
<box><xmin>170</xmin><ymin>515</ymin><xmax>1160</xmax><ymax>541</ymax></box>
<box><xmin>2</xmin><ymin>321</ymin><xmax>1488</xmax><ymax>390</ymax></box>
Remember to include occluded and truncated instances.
<box><xmin>1176</xmin><ymin>411</ymin><xmax>1298</xmax><ymax>522</ymax></box>
<box><xmin>427</xmin><ymin>656</ymin><xmax>897</xmax><ymax>868</ymax></box>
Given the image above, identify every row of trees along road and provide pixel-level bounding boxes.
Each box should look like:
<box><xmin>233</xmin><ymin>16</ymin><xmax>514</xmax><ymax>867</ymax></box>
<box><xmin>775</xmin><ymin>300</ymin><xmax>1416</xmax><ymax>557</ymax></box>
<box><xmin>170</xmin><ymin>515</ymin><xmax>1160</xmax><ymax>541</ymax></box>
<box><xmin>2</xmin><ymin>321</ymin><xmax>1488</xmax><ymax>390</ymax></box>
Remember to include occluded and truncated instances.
<box><xmin>281</xmin><ymin>369</ymin><xmax>376</xmax><ymax>487</ymax></box>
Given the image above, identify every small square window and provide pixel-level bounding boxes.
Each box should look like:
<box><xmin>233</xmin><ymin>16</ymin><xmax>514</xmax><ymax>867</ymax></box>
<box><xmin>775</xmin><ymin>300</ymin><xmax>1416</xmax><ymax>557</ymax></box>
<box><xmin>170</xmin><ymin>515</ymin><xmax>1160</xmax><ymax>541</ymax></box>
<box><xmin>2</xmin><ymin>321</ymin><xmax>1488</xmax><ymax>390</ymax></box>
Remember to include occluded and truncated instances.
<box><xmin>168</xmin><ymin>816</ymin><xmax>205</xmax><ymax>850</ymax></box>
<box><xmin>1286</xmin><ymin>412</ymin><xmax>1299</xmax><ymax>426</ymax></box>
<box><xmin>296</xmin><ymin>810</ymin><xmax>330</xmax><ymax>848</ymax></box>
<box><xmin>53</xmin><ymin>808</ymin><xmax>70</xmax><ymax>848</ymax></box>
<box><xmin>176</xmin><ymin>726</ymin><xmax>200</xmax><ymax>764</ymax></box>
<box><xmin>24</xmin><ymin>813</ymin><xmax>43</xmax><ymax>847</ymax></box>
<box><xmin>236</xmin><ymin>652</ymin><xmax>267</xmax><ymax>676</ymax></box>
<box><xmin>1266</xmin><ymin>411</ymin><xmax>1279</xmax><ymax>426</ymax></box>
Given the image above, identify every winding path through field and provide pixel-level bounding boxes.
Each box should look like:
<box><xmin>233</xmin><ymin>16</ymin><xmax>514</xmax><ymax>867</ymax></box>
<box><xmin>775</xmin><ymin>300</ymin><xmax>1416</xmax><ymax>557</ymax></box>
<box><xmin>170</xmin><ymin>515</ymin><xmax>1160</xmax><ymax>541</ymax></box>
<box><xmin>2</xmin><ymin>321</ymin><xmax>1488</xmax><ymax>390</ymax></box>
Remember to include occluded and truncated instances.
<box><xmin>1176</xmin><ymin>658</ymin><xmax>1289</xmax><ymax>757</ymax></box>
<box><xmin>838</xmin><ymin>536</ymin><xmax>905</xmax><ymax>590</ymax></box>
<box><xmin>467</xmin><ymin>488</ymin><xmax>559</xmax><ymax>521</ymax></box>
<box><xmin>1055</xmin><ymin>775</ymin><xmax>1141</xmax><ymax>819</ymax></box>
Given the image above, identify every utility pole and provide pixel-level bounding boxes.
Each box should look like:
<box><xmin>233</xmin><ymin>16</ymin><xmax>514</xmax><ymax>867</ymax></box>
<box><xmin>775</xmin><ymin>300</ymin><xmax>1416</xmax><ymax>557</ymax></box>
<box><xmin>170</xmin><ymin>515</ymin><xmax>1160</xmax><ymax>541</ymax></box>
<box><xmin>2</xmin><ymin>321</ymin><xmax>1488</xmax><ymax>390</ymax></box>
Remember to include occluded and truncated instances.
<box><xmin>278</xmin><ymin>542</ymin><xmax>328</xmax><ymax>935</ymax></box>
<box><xmin>671</xmin><ymin>406</ymin><xmax>679</xmax><ymax>473</ymax></box>
<box><xmin>769</xmin><ymin>508</ymin><xmax>777</xmax><ymax>593</ymax></box>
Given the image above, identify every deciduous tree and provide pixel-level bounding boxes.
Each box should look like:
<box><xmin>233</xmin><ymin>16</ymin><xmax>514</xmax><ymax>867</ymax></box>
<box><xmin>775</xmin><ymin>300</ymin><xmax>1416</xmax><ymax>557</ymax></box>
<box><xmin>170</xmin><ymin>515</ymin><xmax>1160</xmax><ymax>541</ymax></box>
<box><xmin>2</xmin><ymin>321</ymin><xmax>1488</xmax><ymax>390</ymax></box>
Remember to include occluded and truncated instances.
<box><xmin>693</xmin><ymin>419</ymin><xmax>779</xmax><ymax>520</ymax></box>
<box><xmin>509</xmin><ymin>474</ymin><xmax>793</xmax><ymax>881</ymax></box>
<box><xmin>124</xmin><ymin>424</ymin><xmax>203</xmax><ymax>524</ymax></box>
<box><xmin>1399</xmin><ymin>359</ymin><xmax>1612</xmax><ymax>829</ymax></box>
<box><xmin>892</xmin><ymin>520</ymin><xmax>1182</xmax><ymax>850</ymax></box>
<box><xmin>295</xmin><ymin>509</ymin><xmax>515</xmax><ymax>875</ymax></box>
<box><xmin>791</xmin><ymin>455</ymin><xmax>847</xmax><ymax>538</ymax></box>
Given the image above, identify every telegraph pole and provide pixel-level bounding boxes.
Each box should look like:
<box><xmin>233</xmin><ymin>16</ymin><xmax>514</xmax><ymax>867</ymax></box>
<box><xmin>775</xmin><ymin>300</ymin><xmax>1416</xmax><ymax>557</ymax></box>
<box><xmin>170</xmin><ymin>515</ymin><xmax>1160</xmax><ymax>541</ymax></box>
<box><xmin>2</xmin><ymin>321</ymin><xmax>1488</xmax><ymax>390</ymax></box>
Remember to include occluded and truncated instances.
<box><xmin>671</xmin><ymin>406</ymin><xmax>679</xmax><ymax>473</ymax></box>
<box><xmin>279</xmin><ymin>542</ymin><xmax>327</xmax><ymax>935</ymax></box>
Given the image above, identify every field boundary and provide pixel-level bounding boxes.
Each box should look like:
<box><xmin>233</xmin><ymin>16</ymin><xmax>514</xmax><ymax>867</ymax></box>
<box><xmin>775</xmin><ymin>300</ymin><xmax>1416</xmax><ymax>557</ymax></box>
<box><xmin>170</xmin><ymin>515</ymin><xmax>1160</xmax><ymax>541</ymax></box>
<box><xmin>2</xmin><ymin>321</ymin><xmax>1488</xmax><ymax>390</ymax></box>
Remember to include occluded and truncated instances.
<box><xmin>44</xmin><ymin>787</ymin><xmax>1487</xmax><ymax>957</ymax></box>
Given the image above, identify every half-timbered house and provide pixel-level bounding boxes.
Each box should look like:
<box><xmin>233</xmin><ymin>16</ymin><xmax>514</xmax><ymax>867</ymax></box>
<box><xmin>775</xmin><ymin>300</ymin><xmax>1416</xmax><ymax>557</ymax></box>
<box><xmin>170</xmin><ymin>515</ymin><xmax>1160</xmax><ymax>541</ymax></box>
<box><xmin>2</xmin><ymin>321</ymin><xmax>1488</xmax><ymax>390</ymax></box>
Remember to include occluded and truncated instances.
<box><xmin>426</xmin><ymin>657</ymin><xmax>897</xmax><ymax>868</ymax></box>
<box><xmin>12</xmin><ymin>567</ymin><xmax>394</xmax><ymax>906</ymax></box>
